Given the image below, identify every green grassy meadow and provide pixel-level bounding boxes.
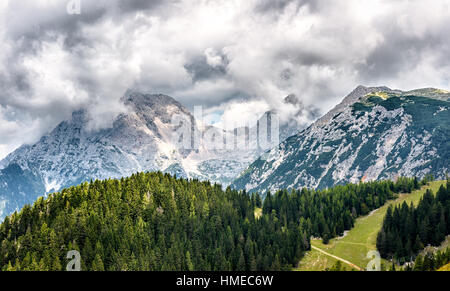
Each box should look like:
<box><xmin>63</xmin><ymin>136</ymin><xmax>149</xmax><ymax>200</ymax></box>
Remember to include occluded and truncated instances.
<box><xmin>296</xmin><ymin>181</ymin><xmax>446</xmax><ymax>271</ymax></box>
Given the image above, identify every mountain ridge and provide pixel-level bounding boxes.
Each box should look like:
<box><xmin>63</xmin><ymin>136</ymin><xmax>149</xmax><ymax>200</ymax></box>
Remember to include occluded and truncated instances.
<box><xmin>0</xmin><ymin>91</ymin><xmax>294</xmax><ymax>218</ymax></box>
<box><xmin>231</xmin><ymin>86</ymin><xmax>450</xmax><ymax>193</ymax></box>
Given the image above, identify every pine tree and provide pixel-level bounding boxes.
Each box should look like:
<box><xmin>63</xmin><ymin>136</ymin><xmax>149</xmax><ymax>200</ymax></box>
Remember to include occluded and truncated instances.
<box><xmin>52</xmin><ymin>256</ymin><xmax>62</xmax><ymax>271</ymax></box>
<box><xmin>186</xmin><ymin>251</ymin><xmax>194</xmax><ymax>271</ymax></box>
<box><xmin>271</xmin><ymin>255</ymin><xmax>281</xmax><ymax>271</ymax></box>
<box><xmin>237</xmin><ymin>250</ymin><xmax>246</xmax><ymax>271</ymax></box>
<box><xmin>92</xmin><ymin>254</ymin><xmax>105</xmax><ymax>271</ymax></box>
<box><xmin>6</xmin><ymin>261</ymin><xmax>14</xmax><ymax>271</ymax></box>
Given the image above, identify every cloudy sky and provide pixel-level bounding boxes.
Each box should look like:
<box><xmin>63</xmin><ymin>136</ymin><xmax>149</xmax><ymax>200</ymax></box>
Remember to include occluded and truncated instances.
<box><xmin>0</xmin><ymin>0</ymin><xmax>450</xmax><ymax>159</ymax></box>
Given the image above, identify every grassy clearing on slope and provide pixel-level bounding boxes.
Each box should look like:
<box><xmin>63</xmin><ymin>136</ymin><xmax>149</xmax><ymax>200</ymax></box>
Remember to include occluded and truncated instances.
<box><xmin>372</xmin><ymin>91</ymin><xmax>389</xmax><ymax>100</ymax></box>
<box><xmin>433</xmin><ymin>89</ymin><xmax>450</xmax><ymax>94</ymax></box>
<box><xmin>438</xmin><ymin>263</ymin><xmax>450</xmax><ymax>271</ymax></box>
<box><xmin>295</xmin><ymin>247</ymin><xmax>358</xmax><ymax>271</ymax></box>
<box><xmin>296</xmin><ymin>181</ymin><xmax>446</xmax><ymax>271</ymax></box>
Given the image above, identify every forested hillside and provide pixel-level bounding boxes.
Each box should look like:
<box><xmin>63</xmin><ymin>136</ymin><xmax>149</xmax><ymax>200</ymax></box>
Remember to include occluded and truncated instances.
<box><xmin>263</xmin><ymin>177</ymin><xmax>420</xmax><ymax>244</ymax></box>
<box><xmin>377</xmin><ymin>181</ymin><xmax>450</xmax><ymax>263</ymax></box>
<box><xmin>0</xmin><ymin>172</ymin><xmax>419</xmax><ymax>271</ymax></box>
<box><xmin>0</xmin><ymin>172</ymin><xmax>308</xmax><ymax>271</ymax></box>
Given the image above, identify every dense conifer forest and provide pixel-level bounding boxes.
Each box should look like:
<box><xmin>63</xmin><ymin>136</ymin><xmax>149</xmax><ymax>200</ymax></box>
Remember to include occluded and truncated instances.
<box><xmin>0</xmin><ymin>172</ymin><xmax>307</xmax><ymax>271</ymax></box>
<box><xmin>377</xmin><ymin>181</ymin><xmax>450</xmax><ymax>264</ymax></box>
<box><xmin>263</xmin><ymin>177</ymin><xmax>420</xmax><ymax>244</ymax></box>
<box><xmin>0</xmin><ymin>172</ymin><xmax>420</xmax><ymax>271</ymax></box>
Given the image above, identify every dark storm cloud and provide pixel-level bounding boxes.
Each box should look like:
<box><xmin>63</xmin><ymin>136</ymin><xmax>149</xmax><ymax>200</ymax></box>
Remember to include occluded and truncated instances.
<box><xmin>1</xmin><ymin>0</ymin><xmax>180</xmax><ymax>106</ymax></box>
<box><xmin>118</xmin><ymin>0</ymin><xmax>167</xmax><ymax>13</ymax></box>
<box><xmin>184</xmin><ymin>55</ymin><xmax>229</xmax><ymax>83</ymax></box>
<box><xmin>358</xmin><ymin>36</ymin><xmax>424</xmax><ymax>81</ymax></box>
<box><xmin>0</xmin><ymin>69</ymin><xmax>30</xmax><ymax>95</ymax></box>
<box><xmin>5</xmin><ymin>2</ymin><xmax>105</xmax><ymax>42</ymax></box>
<box><xmin>254</xmin><ymin>0</ymin><xmax>318</xmax><ymax>14</ymax></box>
<box><xmin>356</xmin><ymin>15</ymin><xmax>450</xmax><ymax>84</ymax></box>
<box><xmin>5</xmin><ymin>0</ymin><xmax>175</xmax><ymax>52</ymax></box>
<box><xmin>278</xmin><ymin>49</ymin><xmax>338</xmax><ymax>68</ymax></box>
<box><xmin>1</xmin><ymin>0</ymin><xmax>174</xmax><ymax>110</ymax></box>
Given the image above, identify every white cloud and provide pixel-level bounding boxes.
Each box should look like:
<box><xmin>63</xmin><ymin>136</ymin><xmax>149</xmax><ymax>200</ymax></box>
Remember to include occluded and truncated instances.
<box><xmin>1</xmin><ymin>0</ymin><xmax>450</xmax><ymax>158</ymax></box>
<box><xmin>204</xmin><ymin>48</ymin><xmax>224</xmax><ymax>68</ymax></box>
<box><xmin>204</xmin><ymin>99</ymin><xmax>270</xmax><ymax>130</ymax></box>
<box><xmin>0</xmin><ymin>199</ymin><xmax>6</xmax><ymax>218</ymax></box>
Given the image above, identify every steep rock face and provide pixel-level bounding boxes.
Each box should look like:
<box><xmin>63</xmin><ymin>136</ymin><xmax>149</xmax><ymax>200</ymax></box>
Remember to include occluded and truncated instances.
<box><xmin>0</xmin><ymin>92</ymin><xmax>192</xmax><ymax>217</ymax></box>
<box><xmin>231</xmin><ymin>87</ymin><xmax>450</xmax><ymax>193</ymax></box>
<box><xmin>0</xmin><ymin>91</ymin><xmax>295</xmax><ymax>218</ymax></box>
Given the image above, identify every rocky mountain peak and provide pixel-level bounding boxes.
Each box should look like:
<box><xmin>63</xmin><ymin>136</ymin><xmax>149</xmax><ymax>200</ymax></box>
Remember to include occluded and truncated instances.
<box><xmin>122</xmin><ymin>90</ymin><xmax>184</xmax><ymax>111</ymax></box>
<box><xmin>68</xmin><ymin>109</ymin><xmax>89</xmax><ymax>129</ymax></box>
<box><xmin>231</xmin><ymin>86</ymin><xmax>449</xmax><ymax>193</ymax></box>
<box><xmin>313</xmin><ymin>85</ymin><xmax>394</xmax><ymax>127</ymax></box>
<box><xmin>0</xmin><ymin>90</ymin><xmax>278</xmax><ymax>219</ymax></box>
<box><xmin>121</xmin><ymin>90</ymin><xmax>193</xmax><ymax>125</ymax></box>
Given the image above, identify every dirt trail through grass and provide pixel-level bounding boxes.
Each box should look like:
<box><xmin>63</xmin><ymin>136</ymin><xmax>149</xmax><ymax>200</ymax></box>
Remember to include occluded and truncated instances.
<box><xmin>296</xmin><ymin>181</ymin><xmax>446</xmax><ymax>271</ymax></box>
<box><xmin>311</xmin><ymin>246</ymin><xmax>363</xmax><ymax>271</ymax></box>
